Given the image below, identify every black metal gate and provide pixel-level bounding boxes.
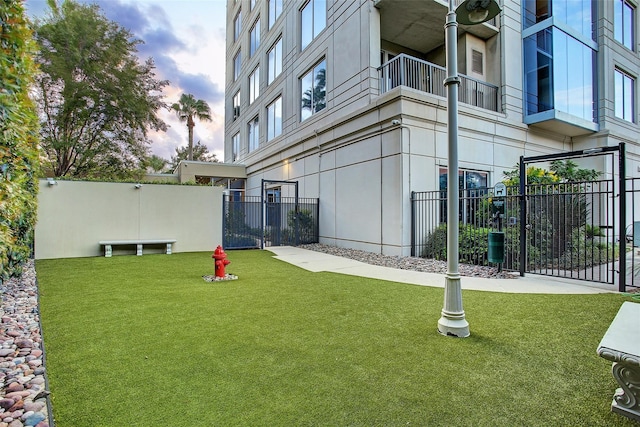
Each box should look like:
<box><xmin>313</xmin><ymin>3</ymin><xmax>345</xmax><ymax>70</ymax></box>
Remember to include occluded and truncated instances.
<box><xmin>411</xmin><ymin>143</ymin><xmax>638</xmax><ymax>292</ymax></box>
<box><xmin>222</xmin><ymin>185</ymin><xmax>319</xmax><ymax>250</ymax></box>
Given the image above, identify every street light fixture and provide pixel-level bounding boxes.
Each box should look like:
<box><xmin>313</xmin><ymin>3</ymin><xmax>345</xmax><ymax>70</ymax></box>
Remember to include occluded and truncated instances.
<box><xmin>438</xmin><ymin>0</ymin><xmax>501</xmax><ymax>338</ymax></box>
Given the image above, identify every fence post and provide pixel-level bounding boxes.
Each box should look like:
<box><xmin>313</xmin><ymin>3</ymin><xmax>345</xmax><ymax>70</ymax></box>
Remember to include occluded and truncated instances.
<box><xmin>519</xmin><ymin>155</ymin><xmax>526</xmax><ymax>277</ymax></box>
<box><xmin>619</xmin><ymin>143</ymin><xmax>626</xmax><ymax>292</ymax></box>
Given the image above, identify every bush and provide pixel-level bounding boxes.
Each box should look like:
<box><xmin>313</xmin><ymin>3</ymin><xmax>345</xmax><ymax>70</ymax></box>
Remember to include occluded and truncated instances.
<box><xmin>0</xmin><ymin>2</ymin><xmax>40</xmax><ymax>280</ymax></box>
<box><xmin>423</xmin><ymin>223</ymin><xmax>491</xmax><ymax>266</ymax></box>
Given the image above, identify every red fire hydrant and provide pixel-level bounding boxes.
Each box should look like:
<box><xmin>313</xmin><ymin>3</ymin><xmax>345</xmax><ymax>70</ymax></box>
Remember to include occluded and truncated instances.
<box><xmin>212</xmin><ymin>245</ymin><xmax>231</xmax><ymax>278</ymax></box>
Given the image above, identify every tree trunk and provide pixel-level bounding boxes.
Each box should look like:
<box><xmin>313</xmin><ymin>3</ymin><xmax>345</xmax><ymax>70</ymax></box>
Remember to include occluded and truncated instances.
<box><xmin>187</xmin><ymin>116</ymin><xmax>194</xmax><ymax>161</ymax></box>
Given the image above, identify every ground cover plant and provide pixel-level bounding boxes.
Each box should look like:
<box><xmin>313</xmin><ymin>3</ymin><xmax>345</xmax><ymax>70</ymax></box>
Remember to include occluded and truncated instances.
<box><xmin>35</xmin><ymin>251</ymin><xmax>637</xmax><ymax>426</ymax></box>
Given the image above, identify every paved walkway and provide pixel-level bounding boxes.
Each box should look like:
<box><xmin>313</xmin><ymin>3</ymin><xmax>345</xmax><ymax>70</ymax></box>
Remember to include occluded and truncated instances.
<box><xmin>267</xmin><ymin>246</ymin><xmax>618</xmax><ymax>294</ymax></box>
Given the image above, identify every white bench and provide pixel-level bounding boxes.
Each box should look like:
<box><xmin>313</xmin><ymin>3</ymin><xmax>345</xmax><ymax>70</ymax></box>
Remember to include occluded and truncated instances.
<box><xmin>99</xmin><ymin>239</ymin><xmax>176</xmax><ymax>257</ymax></box>
<box><xmin>597</xmin><ymin>301</ymin><xmax>640</xmax><ymax>422</ymax></box>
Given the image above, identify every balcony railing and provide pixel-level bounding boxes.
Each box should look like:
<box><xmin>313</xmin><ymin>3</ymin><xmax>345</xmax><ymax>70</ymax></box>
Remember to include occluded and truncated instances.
<box><xmin>378</xmin><ymin>54</ymin><xmax>500</xmax><ymax>112</ymax></box>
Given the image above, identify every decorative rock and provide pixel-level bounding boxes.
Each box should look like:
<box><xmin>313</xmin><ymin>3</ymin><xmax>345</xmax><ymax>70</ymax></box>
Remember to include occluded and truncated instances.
<box><xmin>14</xmin><ymin>341</ymin><xmax>32</xmax><ymax>350</ymax></box>
<box><xmin>0</xmin><ymin>350</ymin><xmax>14</xmax><ymax>357</ymax></box>
<box><xmin>0</xmin><ymin>399</ymin><xmax>14</xmax><ymax>410</ymax></box>
<box><xmin>6</xmin><ymin>383</ymin><xmax>24</xmax><ymax>393</ymax></box>
<box><xmin>22</xmin><ymin>413</ymin><xmax>44</xmax><ymax>427</ymax></box>
<box><xmin>8</xmin><ymin>419</ymin><xmax>23</xmax><ymax>427</ymax></box>
<box><xmin>22</xmin><ymin>401</ymin><xmax>44</xmax><ymax>413</ymax></box>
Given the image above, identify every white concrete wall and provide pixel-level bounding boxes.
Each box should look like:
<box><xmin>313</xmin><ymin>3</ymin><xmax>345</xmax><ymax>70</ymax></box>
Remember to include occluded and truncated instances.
<box><xmin>35</xmin><ymin>180</ymin><xmax>223</xmax><ymax>259</ymax></box>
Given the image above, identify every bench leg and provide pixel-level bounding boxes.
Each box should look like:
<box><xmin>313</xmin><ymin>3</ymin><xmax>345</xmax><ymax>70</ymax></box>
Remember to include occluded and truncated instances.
<box><xmin>166</xmin><ymin>243</ymin><xmax>173</xmax><ymax>255</ymax></box>
<box><xmin>136</xmin><ymin>244</ymin><xmax>143</xmax><ymax>256</ymax></box>
<box><xmin>611</xmin><ymin>362</ymin><xmax>640</xmax><ymax>421</ymax></box>
<box><xmin>105</xmin><ymin>245</ymin><xmax>112</xmax><ymax>257</ymax></box>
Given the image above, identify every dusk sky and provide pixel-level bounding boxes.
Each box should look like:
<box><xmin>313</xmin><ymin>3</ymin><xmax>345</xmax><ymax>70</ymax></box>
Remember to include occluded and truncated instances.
<box><xmin>24</xmin><ymin>0</ymin><xmax>228</xmax><ymax>162</ymax></box>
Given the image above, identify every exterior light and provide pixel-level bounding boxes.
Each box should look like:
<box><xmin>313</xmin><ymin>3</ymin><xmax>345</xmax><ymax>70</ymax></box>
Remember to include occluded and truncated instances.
<box><xmin>456</xmin><ymin>0</ymin><xmax>501</xmax><ymax>25</ymax></box>
<box><xmin>47</xmin><ymin>178</ymin><xmax>57</xmax><ymax>186</ymax></box>
<box><xmin>437</xmin><ymin>0</ymin><xmax>501</xmax><ymax>338</ymax></box>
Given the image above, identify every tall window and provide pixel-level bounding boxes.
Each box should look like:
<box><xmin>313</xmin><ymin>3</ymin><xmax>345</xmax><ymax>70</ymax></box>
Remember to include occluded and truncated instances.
<box><xmin>250</xmin><ymin>0</ymin><xmax>256</xmax><ymax>11</ymax></box>
<box><xmin>233</xmin><ymin>50</ymin><xmax>242</xmax><ymax>81</ymax></box>
<box><xmin>234</xmin><ymin>10</ymin><xmax>242</xmax><ymax>42</ymax></box>
<box><xmin>267</xmin><ymin>96</ymin><xmax>282</xmax><ymax>141</ymax></box>
<box><xmin>250</xmin><ymin>19</ymin><xmax>260</xmax><ymax>57</ymax></box>
<box><xmin>615</xmin><ymin>68</ymin><xmax>635</xmax><ymax>122</ymax></box>
<box><xmin>615</xmin><ymin>0</ymin><xmax>635</xmax><ymax>50</ymax></box>
<box><xmin>268</xmin><ymin>37</ymin><xmax>283</xmax><ymax>84</ymax></box>
<box><xmin>232</xmin><ymin>132</ymin><xmax>240</xmax><ymax>162</ymax></box>
<box><xmin>300</xmin><ymin>58</ymin><xmax>326</xmax><ymax>121</ymax></box>
<box><xmin>301</xmin><ymin>0</ymin><xmax>326</xmax><ymax>50</ymax></box>
<box><xmin>232</xmin><ymin>90</ymin><xmax>241</xmax><ymax>121</ymax></box>
<box><xmin>269</xmin><ymin>0</ymin><xmax>283</xmax><ymax>29</ymax></box>
<box><xmin>249</xmin><ymin>66</ymin><xmax>260</xmax><ymax>104</ymax></box>
<box><xmin>248</xmin><ymin>116</ymin><xmax>260</xmax><ymax>152</ymax></box>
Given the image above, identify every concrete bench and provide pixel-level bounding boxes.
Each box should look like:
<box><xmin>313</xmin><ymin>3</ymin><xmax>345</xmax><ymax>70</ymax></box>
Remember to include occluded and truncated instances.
<box><xmin>99</xmin><ymin>239</ymin><xmax>176</xmax><ymax>257</ymax></box>
<box><xmin>597</xmin><ymin>301</ymin><xmax>640</xmax><ymax>422</ymax></box>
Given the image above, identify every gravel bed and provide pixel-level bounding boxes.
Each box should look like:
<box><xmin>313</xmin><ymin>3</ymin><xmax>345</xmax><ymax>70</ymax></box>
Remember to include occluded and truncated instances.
<box><xmin>0</xmin><ymin>261</ymin><xmax>52</xmax><ymax>427</ymax></box>
<box><xmin>299</xmin><ymin>243</ymin><xmax>517</xmax><ymax>279</ymax></box>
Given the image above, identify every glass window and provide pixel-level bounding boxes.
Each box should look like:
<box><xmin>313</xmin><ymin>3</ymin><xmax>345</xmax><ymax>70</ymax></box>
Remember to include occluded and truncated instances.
<box><xmin>234</xmin><ymin>10</ymin><xmax>242</xmax><ymax>42</ymax></box>
<box><xmin>250</xmin><ymin>19</ymin><xmax>260</xmax><ymax>57</ymax></box>
<box><xmin>248</xmin><ymin>116</ymin><xmax>260</xmax><ymax>152</ymax></box>
<box><xmin>268</xmin><ymin>37</ymin><xmax>283</xmax><ymax>84</ymax></box>
<box><xmin>232</xmin><ymin>90</ymin><xmax>241</xmax><ymax>121</ymax></box>
<box><xmin>269</xmin><ymin>0</ymin><xmax>283</xmax><ymax>29</ymax></box>
<box><xmin>267</xmin><ymin>96</ymin><xmax>282</xmax><ymax>141</ymax></box>
<box><xmin>233</xmin><ymin>50</ymin><xmax>242</xmax><ymax>81</ymax></box>
<box><xmin>471</xmin><ymin>50</ymin><xmax>483</xmax><ymax>74</ymax></box>
<box><xmin>301</xmin><ymin>0</ymin><xmax>326</xmax><ymax>50</ymax></box>
<box><xmin>615</xmin><ymin>0</ymin><xmax>635</xmax><ymax>50</ymax></box>
<box><xmin>249</xmin><ymin>66</ymin><xmax>260</xmax><ymax>104</ymax></box>
<box><xmin>250</xmin><ymin>0</ymin><xmax>256</xmax><ymax>11</ymax></box>
<box><xmin>524</xmin><ymin>0</ymin><xmax>595</xmax><ymax>41</ymax></box>
<box><xmin>300</xmin><ymin>58</ymin><xmax>327</xmax><ymax>121</ymax></box>
<box><xmin>232</xmin><ymin>132</ymin><xmax>240</xmax><ymax>162</ymax></box>
<box><xmin>615</xmin><ymin>69</ymin><xmax>635</xmax><ymax>122</ymax></box>
<box><xmin>524</xmin><ymin>27</ymin><xmax>596</xmax><ymax>123</ymax></box>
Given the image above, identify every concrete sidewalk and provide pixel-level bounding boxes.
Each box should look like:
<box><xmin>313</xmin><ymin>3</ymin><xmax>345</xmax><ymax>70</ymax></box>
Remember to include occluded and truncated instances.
<box><xmin>267</xmin><ymin>246</ymin><xmax>617</xmax><ymax>294</ymax></box>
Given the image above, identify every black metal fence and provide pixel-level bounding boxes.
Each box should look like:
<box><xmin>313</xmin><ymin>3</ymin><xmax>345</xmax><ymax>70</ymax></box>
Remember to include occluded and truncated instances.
<box><xmin>223</xmin><ymin>195</ymin><xmax>319</xmax><ymax>249</ymax></box>
<box><xmin>412</xmin><ymin>179</ymin><xmax>639</xmax><ymax>290</ymax></box>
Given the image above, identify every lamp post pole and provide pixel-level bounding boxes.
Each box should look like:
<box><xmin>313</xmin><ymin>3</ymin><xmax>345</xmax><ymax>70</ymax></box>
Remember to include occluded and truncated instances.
<box><xmin>437</xmin><ymin>0</ymin><xmax>500</xmax><ymax>338</ymax></box>
<box><xmin>438</xmin><ymin>0</ymin><xmax>469</xmax><ymax>338</ymax></box>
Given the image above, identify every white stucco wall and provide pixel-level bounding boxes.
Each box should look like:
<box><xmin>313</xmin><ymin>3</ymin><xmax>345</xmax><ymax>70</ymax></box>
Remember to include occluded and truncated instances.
<box><xmin>34</xmin><ymin>180</ymin><xmax>223</xmax><ymax>259</ymax></box>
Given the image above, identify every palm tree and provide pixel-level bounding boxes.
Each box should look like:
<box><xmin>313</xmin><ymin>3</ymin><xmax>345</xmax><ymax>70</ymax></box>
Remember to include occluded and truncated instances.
<box><xmin>170</xmin><ymin>93</ymin><xmax>212</xmax><ymax>161</ymax></box>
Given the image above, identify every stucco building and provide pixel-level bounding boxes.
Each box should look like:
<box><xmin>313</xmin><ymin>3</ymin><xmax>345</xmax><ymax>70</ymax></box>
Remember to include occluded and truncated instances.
<box><xmin>224</xmin><ymin>0</ymin><xmax>639</xmax><ymax>256</ymax></box>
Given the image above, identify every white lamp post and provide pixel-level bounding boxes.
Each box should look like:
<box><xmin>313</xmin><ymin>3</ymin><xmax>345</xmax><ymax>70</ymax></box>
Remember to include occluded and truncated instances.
<box><xmin>438</xmin><ymin>0</ymin><xmax>501</xmax><ymax>338</ymax></box>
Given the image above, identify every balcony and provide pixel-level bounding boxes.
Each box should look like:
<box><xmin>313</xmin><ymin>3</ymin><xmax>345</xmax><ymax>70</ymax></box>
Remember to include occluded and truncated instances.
<box><xmin>378</xmin><ymin>54</ymin><xmax>500</xmax><ymax>112</ymax></box>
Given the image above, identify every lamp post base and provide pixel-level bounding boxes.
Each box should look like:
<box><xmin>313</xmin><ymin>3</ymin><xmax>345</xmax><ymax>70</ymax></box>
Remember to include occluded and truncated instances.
<box><xmin>437</xmin><ymin>275</ymin><xmax>470</xmax><ymax>337</ymax></box>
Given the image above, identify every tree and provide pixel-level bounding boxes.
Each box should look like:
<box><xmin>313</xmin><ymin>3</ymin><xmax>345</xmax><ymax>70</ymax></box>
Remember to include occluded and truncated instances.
<box><xmin>0</xmin><ymin>1</ymin><xmax>40</xmax><ymax>279</ymax></box>
<box><xmin>170</xmin><ymin>93</ymin><xmax>212</xmax><ymax>161</ymax></box>
<box><xmin>168</xmin><ymin>141</ymin><xmax>218</xmax><ymax>170</ymax></box>
<box><xmin>144</xmin><ymin>154</ymin><xmax>169</xmax><ymax>174</ymax></box>
<box><xmin>33</xmin><ymin>0</ymin><xmax>168</xmax><ymax>179</ymax></box>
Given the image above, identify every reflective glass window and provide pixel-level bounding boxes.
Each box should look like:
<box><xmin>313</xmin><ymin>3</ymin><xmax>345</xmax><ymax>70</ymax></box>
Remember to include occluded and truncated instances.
<box><xmin>300</xmin><ymin>59</ymin><xmax>327</xmax><ymax>121</ymax></box>
<box><xmin>267</xmin><ymin>96</ymin><xmax>282</xmax><ymax>141</ymax></box>
<box><xmin>269</xmin><ymin>0</ymin><xmax>283</xmax><ymax>29</ymax></box>
<box><xmin>250</xmin><ymin>19</ymin><xmax>260</xmax><ymax>57</ymax></box>
<box><xmin>248</xmin><ymin>116</ymin><xmax>260</xmax><ymax>152</ymax></box>
<box><xmin>301</xmin><ymin>0</ymin><xmax>326</xmax><ymax>50</ymax></box>
<box><xmin>268</xmin><ymin>37</ymin><xmax>283</xmax><ymax>84</ymax></box>
<box><xmin>615</xmin><ymin>69</ymin><xmax>635</xmax><ymax>122</ymax></box>
<box><xmin>615</xmin><ymin>0</ymin><xmax>635</xmax><ymax>50</ymax></box>
<box><xmin>232</xmin><ymin>132</ymin><xmax>240</xmax><ymax>162</ymax></box>
<box><xmin>249</xmin><ymin>67</ymin><xmax>260</xmax><ymax>104</ymax></box>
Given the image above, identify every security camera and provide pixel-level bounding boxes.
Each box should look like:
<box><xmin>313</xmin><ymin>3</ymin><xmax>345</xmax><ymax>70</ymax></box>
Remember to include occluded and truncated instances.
<box><xmin>134</xmin><ymin>184</ymin><xmax>142</xmax><ymax>189</ymax></box>
<box><xmin>391</xmin><ymin>119</ymin><xmax>401</xmax><ymax>125</ymax></box>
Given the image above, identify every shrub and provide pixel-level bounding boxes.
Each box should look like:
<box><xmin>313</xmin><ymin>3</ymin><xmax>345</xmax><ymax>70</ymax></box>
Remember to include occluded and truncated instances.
<box><xmin>0</xmin><ymin>2</ymin><xmax>40</xmax><ymax>280</ymax></box>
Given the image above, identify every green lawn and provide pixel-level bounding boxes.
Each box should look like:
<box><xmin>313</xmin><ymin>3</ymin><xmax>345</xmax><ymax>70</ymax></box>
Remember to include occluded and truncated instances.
<box><xmin>35</xmin><ymin>250</ymin><xmax>637</xmax><ymax>427</ymax></box>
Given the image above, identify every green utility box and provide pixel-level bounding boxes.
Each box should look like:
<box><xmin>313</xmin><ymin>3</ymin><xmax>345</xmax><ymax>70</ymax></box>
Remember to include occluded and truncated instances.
<box><xmin>488</xmin><ymin>231</ymin><xmax>505</xmax><ymax>264</ymax></box>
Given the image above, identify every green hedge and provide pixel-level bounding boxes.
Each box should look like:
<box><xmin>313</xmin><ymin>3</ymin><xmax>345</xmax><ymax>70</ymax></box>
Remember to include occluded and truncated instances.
<box><xmin>0</xmin><ymin>2</ymin><xmax>40</xmax><ymax>280</ymax></box>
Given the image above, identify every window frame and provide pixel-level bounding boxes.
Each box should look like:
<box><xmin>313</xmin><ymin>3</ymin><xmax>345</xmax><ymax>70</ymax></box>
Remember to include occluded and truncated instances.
<box><xmin>250</xmin><ymin>18</ymin><xmax>261</xmax><ymax>57</ymax></box>
<box><xmin>267</xmin><ymin>95</ymin><xmax>283</xmax><ymax>142</ymax></box>
<box><xmin>614</xmin><ymin>0</ymin><xmax>635</xmax><ymax>51</ymax></box>
<box><xmin>267</xmin><ymin>37</ymin><xmax>283</xmax><ymax>85</ymax></box>
<box><xmin>248</xmin><ymin>115</ymin><xmax>260</xmax><ymax>152</ymax></box>
<box><xmin>615</xmin><ymin>68</ymin><xmax>636</xmax><ymax>123</ymax></box>
<box><xmin>232</xmin><ymin>90</ymin><xmax>241</xmax><ymax>121</ymax></box>
<box><xmin>233</xmin><ymin>50</ymin><xmax>242</xmax><ymax>81</ymax></box>
<box><xmin>232</xmin><ymin>132</ymin><xmax>240</xmax><ymax>162</ymax></box>
<box><xmin>234</xmin><ymin>10</ymin><xmax>242</xmax><ymax>42</ymax></box>
<box><xmin>269</xmin><ymin>0</ymin><xmax>283</xmax><ymax>30</ymax></box>
<box><xmin>300</xmin><ymin>58</ymin><xmax>327</xmax><ymax>122</ymax></box>
<box><xmin>249</xmin><ymin>66</ymin><xmax>260</xmax><ymax>105</ymax></box>
<box><xmin>301</xmin><ymin>0</ymin><xmax>327</xmax><ymax>51</ymax></box>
